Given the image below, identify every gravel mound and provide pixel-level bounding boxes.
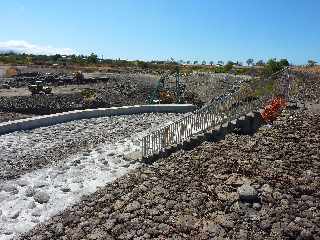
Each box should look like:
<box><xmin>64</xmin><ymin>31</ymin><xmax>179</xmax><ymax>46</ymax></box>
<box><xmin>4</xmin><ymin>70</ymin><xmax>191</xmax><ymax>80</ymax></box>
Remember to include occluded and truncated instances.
<box><xmin>293</xmin><ymin>70</ymin><xmax>320</xmax><ymax>104</ymax></box>
<box><xmin>0</xmin><ymin>73</ymin><xmax>155</xmax><ymax>115</ymax></box>
<box><xmin>19</xmin><ymin>109</ymin><xmax>320</xmax><ymax>239</ymax></box>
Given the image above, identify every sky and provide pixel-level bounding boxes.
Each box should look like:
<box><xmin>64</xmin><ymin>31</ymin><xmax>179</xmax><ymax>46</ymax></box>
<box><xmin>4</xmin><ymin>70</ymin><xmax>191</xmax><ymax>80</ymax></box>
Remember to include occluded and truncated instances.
<box><xmin>0</xmin><ymin>0</ymin><xmax>319</xmax><ymax>64</ymax></box>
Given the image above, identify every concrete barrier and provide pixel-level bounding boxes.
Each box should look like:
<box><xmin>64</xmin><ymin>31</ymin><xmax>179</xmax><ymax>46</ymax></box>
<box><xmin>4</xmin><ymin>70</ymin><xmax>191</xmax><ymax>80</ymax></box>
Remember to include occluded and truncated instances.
<box><xmin>143</xmin><ymin>109</ymin><xmax>266</xmax><ymax>164</ymax></box>
<box><xmin>0</xmin><ymin>104</ymin><xmax>196</xmax><ymax>135</ymax></box>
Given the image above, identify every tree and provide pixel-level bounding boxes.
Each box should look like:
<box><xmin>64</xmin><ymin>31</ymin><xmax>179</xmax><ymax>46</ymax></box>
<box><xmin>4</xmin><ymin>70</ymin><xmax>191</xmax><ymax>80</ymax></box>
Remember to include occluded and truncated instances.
<box><xmin>217</xmin><ymin>60</ymin><xmax>224</xmax><ymax>66</ymax></box>
<box><xmin>202</xmin><ymin>60</ymin><xmax>206</xmax><ymax>65</ymax></box>
<box><xmin>307</xmin><ymin>59</ymin><xmax>317</xmax><ymax>67</ymax></box>
<box><xmin>279</xmin><ymin>59</ymin><xmax>289</xmax><ymax>67</ymax></box>
<box><xmin>87</xmin><ymin>53</ymin><xmax>98</xmax><ymax>64</ymax></box>
<box><xmin>226</xmin><ymin>61</ymin><xmax>235</xmax><ymax>65</ymax></box>
<box><xmin>186</xmin><ymin>60</ymin><xmax>191</xmax><ymax>64</ymax></box>
<box><xmin>52</xmin><ymin>54</ymin><xmax>62</xmax><ymax>62</ymax></box>
<box><xmin>209</xmin><ymin>61</ymin><xmax>214</xmax><ymax>65</ymax></box>
<box><xmin>256</xmin><ymin>60</ymin><xmax>265</xmax><ymax>66</ymax></box>
<box><xmin>224</xmin><ymin>61</ymin><xmax>234</xmax><ymax>72</ymax></box>
<box><xmin>193</xmin><ymin>60</ymin><xmax>198</xmax><ymax>65</ymax></box>
<box><xmin>264</xmin><ymin>58</ymin><xmax>290</xmax><ymax>75</ymax></box>
<box><xmin>246</xmin><ymin>58</ymin><xmax>254</xmax><ymax>66</ymax></box>
<box><xmin>170</xmin><ymin>57</ymin><xmax>175</xmax><ymax>63</ymax></box>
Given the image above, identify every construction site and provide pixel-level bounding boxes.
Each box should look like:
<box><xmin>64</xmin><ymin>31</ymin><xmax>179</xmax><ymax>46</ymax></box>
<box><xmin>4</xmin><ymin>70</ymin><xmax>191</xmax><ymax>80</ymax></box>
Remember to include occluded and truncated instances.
<box><xmin>0</xmin><ymin>0</ymin><xmax>320</xmax><ymax>238</ymax></box>
<box><xmin>0</xmin><ymin>62</ymin><xmax>319</xmax><ymax>240</ymax></box>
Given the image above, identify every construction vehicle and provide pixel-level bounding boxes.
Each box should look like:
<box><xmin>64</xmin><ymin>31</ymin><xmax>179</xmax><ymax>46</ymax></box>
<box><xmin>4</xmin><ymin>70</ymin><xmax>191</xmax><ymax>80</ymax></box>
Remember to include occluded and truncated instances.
<box><xmin>73</xmin><ymin>71</ymin><xmax>85</xmax><ymax>83</ymax></box>
<box><xmin>28</xmin><ymin>81</ymin><xmax>52</xmax><ymax>95</ymax></box>
<box><xmin>1</xmin><ymin>83</ymin><xmax>11</xmax><ymax>89</ymax></box>
<box><xmin>147</xmin><ymin>67</ymin><xmax>186</xmax><ymax>104</ymax></box>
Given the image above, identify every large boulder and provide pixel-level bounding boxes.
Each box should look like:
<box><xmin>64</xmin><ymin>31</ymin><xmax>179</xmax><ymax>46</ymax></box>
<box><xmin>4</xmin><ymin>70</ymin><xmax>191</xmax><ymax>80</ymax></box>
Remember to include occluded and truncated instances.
<box><xmin>33</xmin><ymin>191</ymin><xmax>50</xmax><ymax>204</ymax></box>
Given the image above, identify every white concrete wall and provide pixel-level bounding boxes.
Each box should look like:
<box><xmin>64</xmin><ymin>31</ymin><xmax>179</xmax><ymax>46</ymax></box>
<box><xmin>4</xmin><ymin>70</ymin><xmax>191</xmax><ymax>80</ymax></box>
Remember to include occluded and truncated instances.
<box><xmin>0</xmin><ymin>104</ymin><xmax>196</xmax><ymax>135</ymax></box>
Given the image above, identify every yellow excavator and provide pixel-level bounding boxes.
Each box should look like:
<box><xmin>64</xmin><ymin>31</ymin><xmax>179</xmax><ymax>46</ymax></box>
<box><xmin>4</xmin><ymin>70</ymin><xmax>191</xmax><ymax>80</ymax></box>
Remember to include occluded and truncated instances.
<box><xmin>73</xmin><ymin>71</ymin><xmax>84</xmax><ymax>83</ymax></box>
<box><xmin>28</xmin><ymin>81</ymin><xmax>52</xmax><ymax>95</ymax></box>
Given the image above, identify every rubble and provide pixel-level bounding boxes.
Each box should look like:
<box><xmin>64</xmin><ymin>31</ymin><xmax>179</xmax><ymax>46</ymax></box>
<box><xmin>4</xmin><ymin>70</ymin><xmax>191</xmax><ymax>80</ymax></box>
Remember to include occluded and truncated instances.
<box><xmin>18</xmin><ymin>109</ymin><xmax>320</xmax><ymax>239</ymax></box>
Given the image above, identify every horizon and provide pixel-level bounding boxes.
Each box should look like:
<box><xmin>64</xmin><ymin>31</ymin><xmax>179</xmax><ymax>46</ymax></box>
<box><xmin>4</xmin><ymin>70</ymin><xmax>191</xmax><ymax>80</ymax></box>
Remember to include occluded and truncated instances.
<box><xmin>1</xmin><ymin>0</ymin><xmax>319</xmax><ymax>64</ymax></box>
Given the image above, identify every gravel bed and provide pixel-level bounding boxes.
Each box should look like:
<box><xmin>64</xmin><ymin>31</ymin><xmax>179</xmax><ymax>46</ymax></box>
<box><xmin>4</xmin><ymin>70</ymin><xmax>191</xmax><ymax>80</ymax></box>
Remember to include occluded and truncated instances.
<box><xmin>0</xmin><ymin>113</ymin><xmax>185</xmax><ymax>181</ymax></box>
<box><xmin>18</xmin><ymin>109</ymin><xmax>320</xmax><ymax>240</ymax></box>
<box><xmin>0</xmin><ymin>112</ymin><xmax>33</xmax><ymax>123</ymax></box>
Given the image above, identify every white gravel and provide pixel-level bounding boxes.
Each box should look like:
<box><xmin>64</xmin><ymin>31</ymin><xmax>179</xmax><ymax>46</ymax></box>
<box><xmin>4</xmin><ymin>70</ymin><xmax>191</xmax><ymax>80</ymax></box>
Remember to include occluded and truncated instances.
<box><xmin>0</xmin><ymin>112</ymin><xmax>187</xmax><ymax>239</ymax></box>
<box><xmin>0</xmin><ymin>139</ymin><xmax>141</xmax><ymax>240</ymax></box>
<box><xmin>0</xmin><ymin>113</ymin><xmax>186</xmax><ymax>180</ymax></box>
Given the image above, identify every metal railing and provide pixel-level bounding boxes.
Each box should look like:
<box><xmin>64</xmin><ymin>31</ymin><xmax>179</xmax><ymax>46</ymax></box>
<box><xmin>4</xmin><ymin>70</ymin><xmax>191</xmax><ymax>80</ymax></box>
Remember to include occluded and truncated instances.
<box><xmin>141</xmin><ymin>68</ymin><xmax>295</xmax><ymax>157</ymax></box>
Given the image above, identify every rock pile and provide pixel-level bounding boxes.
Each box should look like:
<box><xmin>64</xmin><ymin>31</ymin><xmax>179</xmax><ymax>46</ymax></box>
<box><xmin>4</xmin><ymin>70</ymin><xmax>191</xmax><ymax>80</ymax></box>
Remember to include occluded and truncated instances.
<box><xmin>0</xmin><ymin>73</ymin><xmax>155</xmax><ymax>115</ymax></box>
<box><xmin>0</xmin><ymin>83</ymin><xmax>150</xmax><ymax>115</ymax></box>
<box><xmin>19</xmin><ymin>109</ymin><xmax>320</xmax><ymax>239</ymax></box>
<box><xmin>184</xmin><ymin>73</ymin><xmax>253</xmax><ymax>103</ymax></box>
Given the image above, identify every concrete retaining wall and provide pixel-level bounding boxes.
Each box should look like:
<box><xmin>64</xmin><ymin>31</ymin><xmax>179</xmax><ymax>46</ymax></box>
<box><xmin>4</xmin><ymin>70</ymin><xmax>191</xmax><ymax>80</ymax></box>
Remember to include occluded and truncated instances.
<box><xmin>0</xmin><ymin>104</ymin><xmax>196</xmax><ymax>135</ymax></box>
<box><xmin>143</xmin><ymin>109</ymin><xmax>265</xmax><ymax>164</ymax></box>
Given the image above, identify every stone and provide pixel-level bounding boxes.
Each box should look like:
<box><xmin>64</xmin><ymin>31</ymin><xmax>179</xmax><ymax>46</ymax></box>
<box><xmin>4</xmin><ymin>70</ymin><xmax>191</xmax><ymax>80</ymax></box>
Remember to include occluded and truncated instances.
<box><xmin>299</xmin><ymin>229</ymin><xmax>313</xmax><ymax>240</ymax></box>
<box><xmin>25</xmin><ymin>187</ymin><xmax>35</xmax><ymax>197</ymax></box>
<box><xmin>34</xmin><ymin>191</ymin><xmax>50</xmax><ymax>204</ymax></box>
<box><xmin>215</xmin><ymin>215</ymin><xmax>235</xmax><ymax>229</ymax></box>
<box><xmin>54</xmin><ymin>223</ymin><xmax>64</xmax><ymax>236</ymax></box>
<box><xmin>28</xmin><ymin>201</ymin><xmax>36</xmax><ymax>209</ymax></box>
<box><xmin>125</xmin><ymin>201</ymin><xmax>141</xmax><ymax>212</ymax></box>
<box><xmin>238</xmin><ymin>184</ymin><xmax>259</xmax><ymax>202</ymax></box>
<box><xmin>202</xmin><ymin>221</ymin><xmax>226</xmax><ymax>236</ymax></box>
<box><xmin>32</xmin><ymin>209</ymin><xmax>42</xmax><ymax>217</ymax></box>
<box><xmin>10</xmin><ymin>210</ymin><xmax>20</xmax><ymax>219</ymax></box>
<box><xmin>113</xmin><ymin>200</ymin><xmax>125</xmax><ymax>210</ymax></box>
<box><xmin>261</xmin><ymin>184</ymin><xmax>273</xmax><ymax>193</ymax></box>
<box><xmin>87</xmin><ymin>229</ymin><xmax>111</xmax><ymax>240</ymax></box>
<box><xmin>34</xmin><ymin>182</ymin><xmax>48</xmax><ymax>188</ymax></box>
<box><xmin>0</xmin><ymin>192</ymin><xmax>7</xmax><ymax>202</ymax></box>
<box><xmin>157</xmin><ymin>223</ymin><xmax>171</xmax><ymax>234</ymax></box>
<box><xmin>3</xmin><ymin>230</ymin><xmax>13</xmax><ymax>235</ymax></box>
<box><xmin>107</xmin><ymin>152</ymin><xmax>116</xmax><ymax>156</ymax></box>
<box><xmin>176</xmin><ymin>215</ymin><xmax>200</xmax><ymax>231</ymax></box>
<box><xmin>260</xmin><ymin>220</ymin><xmax>272</xmax><ymax>230</ymax></box>
<box><xmin>101</xmin><ymin>160</ymin><xmax>109</xmax><ymax>167</ymax></box>
<box><xmin>2</xmin><ymin>184</ymin><xmax>18</xmax><ymax>194</ymax></box>
<box><xmin>61</xmin><ymin>186</ymin><xmax>71</xmax><ymax>192</ymax></box>
<box><xmin>103</xmin><ymin>219</ymin><xmax>116</xmax><ymax>231</ymax></box>
<box><xmin>253</xmin><ymin>202</ymin><xmax>262</xmax><ymax>210</ymax></box>
<box><xmin>285</xmin><ymin>222</ymin><xmax>301</xmax><ymax>238</ymax></box>
<box><xmin>72</xmin><ymin>159</ymin><xmax>81</xmax><ymax>166</ymax></box>
<box><xmin>16</xmin><ymin>179</ymin><xmax>29</xmax><ymax>187</ymax></box>
<box><xmin>123</xmin><ymin>151</ymin><xmax>142</xmax><ymax>162</ymax></box>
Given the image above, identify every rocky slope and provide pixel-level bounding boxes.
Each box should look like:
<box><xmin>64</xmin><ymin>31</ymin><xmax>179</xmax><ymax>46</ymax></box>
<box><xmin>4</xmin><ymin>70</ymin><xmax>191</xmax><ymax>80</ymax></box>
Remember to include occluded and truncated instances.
<box><xmin>18</xmin><ymin>108</ymin><xmax>320</xmax><ymax>240</ymax></box>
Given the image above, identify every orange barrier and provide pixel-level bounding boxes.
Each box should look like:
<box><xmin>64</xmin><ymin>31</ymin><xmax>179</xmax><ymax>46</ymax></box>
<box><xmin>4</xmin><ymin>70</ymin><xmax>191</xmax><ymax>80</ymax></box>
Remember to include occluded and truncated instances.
<box><xmin>261</xmin><ymin>96</ymin><xmax>287</xmax><ymax>123</ymax></box>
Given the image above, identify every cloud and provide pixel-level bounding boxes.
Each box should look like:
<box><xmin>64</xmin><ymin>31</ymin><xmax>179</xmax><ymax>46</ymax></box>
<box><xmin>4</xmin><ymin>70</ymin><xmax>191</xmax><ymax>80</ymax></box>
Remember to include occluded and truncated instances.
<box><xmin>0</xmin><ymin>40</ymin><xmax>76</xmax><ymax>55</ymax></box>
